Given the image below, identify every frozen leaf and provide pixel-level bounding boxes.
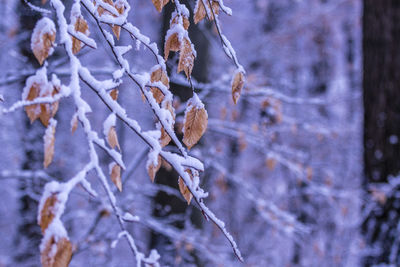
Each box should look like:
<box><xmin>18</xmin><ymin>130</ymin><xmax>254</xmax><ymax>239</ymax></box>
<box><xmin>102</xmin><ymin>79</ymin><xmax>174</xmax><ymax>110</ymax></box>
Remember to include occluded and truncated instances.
<box><xmin>194</xmin><ymin>0</ymin><xmax>220</xmax><ymax>24</ymax></box>
<box><xmin>178</xmin><ymin>170</ymin><xmax>193</xmax><ymax>204</ymax></box>
<box><xmin>171</xmin><ymin>14</ymin><xmax>190</xmax><ymax>30</ymax></box>
<box><xmin>183</xmin><ymin>95</ymin><xmax>208</xmax><ymax>149</ymax></box>
<box><xmin>110</xmin><ymin>163</ymin><xmax>122</xmax><ymax>192</ymax></box>
<box><xmin>70</xmin><ymin>114</ymin><xmax>78</xmax><ymax>134</ymax></box>
<box><xmin>39</xmin><ymin>194</ymin><xmax>59</xmax><ymax>233</ymax></box>
<box><xmin>147</xmin><ymin>155</ymin><xmax>161</xmax><ymax>183</ymax></box>
<box><xmin>231</xmin><ymin>71</ymin><xmax>245</xmax><ymax>104</ymax></box>
<box><xmin>24</xmin><ymin>82</ymin><xmax>41</xmax><ymax>123</ymax></box>
<box><xmin>150</xmin><ymin>66</ymin><xmax>169</xmax><ymax>104</ymax></box>
<box><xmin>108</xmin><ymin>126</ymin><xmax>120</xmax><ymax>150</ymax></box>
<box><xmin>160</xmin><ymin>127</ymin><xmax>171</xmax><ymax>147</ymax></box>
<box><xmin>110</xmin><ymin>89</ymin><xmax>119</xmax><ymax>100</ymax></box>
<box><xmin>97</xmin><ymin>0</ymin><xmax>114</xmax><ymax>16</ymax></box>
<box><xmin>164</xmin><ymin>32</ymin><xmax>181</xmax><ymax>60</ymax></box>
<box><xmin>177</xmin><ymin>38</ymin><xmax>195</xmax><ymax>78</ymax></box>
<box><xmin>41</xmin><ymin>236</ymin><xmax>72</xmax><ymax>267</ymax></box>
<box><xmin>39</xmin><ymin>86</ymin><xmax>59</xmax><ymax>127</ymax></box>
<box><xmin>72</xmin><ymin>16</ymin><xmax>89</xmax><ymax>54</ymax></box>
<box><xmin>44</xmin><ymin>119</ymin><xmax>57</xmax><ymax>168</ymax></box>
<box><xmin>31</xmin><ymin>17</ymin><xmax>56</xmax><ymax>65</ymax></box>
<box><xmin>112</xmin><ymin>0</ymin><xmax>125</xmax><ymax>40</ymax></box>
<box><xmin>152</xmin><ymin>0</ymin><xmax>169</xmax><ymax>12</ymax></box>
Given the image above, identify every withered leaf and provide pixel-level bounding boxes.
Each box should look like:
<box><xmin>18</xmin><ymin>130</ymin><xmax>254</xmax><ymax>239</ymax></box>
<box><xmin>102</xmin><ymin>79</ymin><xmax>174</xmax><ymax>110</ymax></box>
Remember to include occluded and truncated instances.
<box><xmin>152</xmin><ymin>0</ymin><xmax>170</xmax><ymax>12</ymax></box>
<box><xmin>39</xmin><ymin>86</ymin><xmax>59</xmax><ymax>127</ymax></box>
<box><xmin>194</xmin><ymin>0</ymin><xmax>220</xmax><ymax>24</ymax></box>
<box><xmin>44</xmin><ymin>120</ymin><xmax>56</xmax><ymax>168</ymax></box>
<box><xmin>178</xmin><ymin>170</ymin><xmax>193</xmax><ymax>204</ymax></box>
<box><xmin>183</xmin><ymin>99</ymin><xmax>208</xmax><ymax>149</ymax></box>
<box><xmin>110</xmin><ymin>89</ymin><xmax>119</xmax><ymax>101</ymax></box>
<box><xmin>41</xmin><ymin>236</ymin><xmax>72</xmax><ymax>267</ymax></box>
<box><xmin>147</xmin><ymin>155</ymin><xmax>161</xmax><ymax>183</ymax></box>
<box><xmin>39</xmin><ymin>194</ymin><xmax>59</xmax><ymax>233</ymax></box>
<box><xmin>70</xmin><ymin>114</ymin><xmax>78</xmax><ymax>134</ymax></box>
<box><xmin>72</xmin><ymin>16</ymin><xmax>89</xmax><ymax>55</ymax></box>
<box><xmin>31</xmin><ymin>18</ymin><xmax>56</xmax><ymax>65</ymax></box>
<box><xmin>231</xmin><ymin>71</ymin><xmax>245</xmax><ymax>104</ymax></box>
<box><xmin>164</xmin><ymin>32</ymin><xmax>181</xmax><ymax>60</ymax></box>
<box><xmin>177</xmin><ymin>38</ymin><xmax>195</xmax><ymax>79</ymax></box>
<box><xmin>107</xmin><ymin>126</ymin><xmax>120</xmax><ymax>150</ymax></box>
<box><xmin>112</xmin><ymin>0</ymin><xmax>125</xmax><ymax>40</ymax></box>
<box><xmin>24</xmin><ymin>82</ymin><xmax>41</xmax><ymax>123</ymax></box>
<box><xmin>110</xmin><ymin>163</ymin><xmax>122</xmax><ymax>191</ymax></box>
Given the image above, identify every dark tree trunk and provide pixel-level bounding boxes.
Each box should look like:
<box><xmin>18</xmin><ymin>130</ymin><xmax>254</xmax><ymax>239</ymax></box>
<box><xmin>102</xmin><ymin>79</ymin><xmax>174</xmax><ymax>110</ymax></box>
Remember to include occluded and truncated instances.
<box><xmin>149</xmin><ymin>1</ymin><xmax>209</xmax><ymax>265</ymax></box>
<box><xmin>363</xmin><ymin>1</ymin><xmax>400</xmax><ymax>265</ymax></box>
<box><xmin>14</xmin><ymin>1</ymin><xmax>44</xmax><ymax>265</ymax></box>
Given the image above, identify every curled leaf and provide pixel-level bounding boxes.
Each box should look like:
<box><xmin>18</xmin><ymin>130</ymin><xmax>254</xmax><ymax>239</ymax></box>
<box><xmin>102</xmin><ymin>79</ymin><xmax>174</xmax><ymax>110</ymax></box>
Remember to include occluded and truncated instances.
<box><xmin>183</xmin><ymin>95</ymin><xmax>208</xmax><ymax>149</ymax></box>
<box><xmin>108</xmin><ymin>126</ymin><xmax>120</xmax><ymax>150</ymax></box>
<box><xmin>39</xmin><ymin>194</ymin><xmax>59</xmax><ymax>233</ymax></box>
<box><xmin>164</xmin><ymin>33</ymin><xmax>181</xmax><ymax>60</ymax></box>
<box><xmin>177</xmin><ymin>38</ymin><xmax>195</xmax><ymax>79</ymax></box>
<box><xmin>24</xmin><ymin>82</ymin><xmax>41</xmax><ymax>123</ymax></box>
<box><xmin>72</xmin><ymin>16</ymin><xmax>89</xmax><ymax>54</ymax></box>
<box><xmin>231</xmin><ymin>71</ymin><xmax>245</xmax><ymax>104</ymax></box>
<box><xmin>41</xmin><ymin>236</ymin><xmax>72</xmax><ymax>267</ymax></box>
<box><xmin>152</xmin><ymin>0</ymin><xmax>169</xmax><ymax>12</ymax></box>
<box><xmin>147</xmin><ymin>155</ymin><xmax>161</xmax><ymax>183</ymax></box>
<box><xmin>110</xmin><ymin>163</ymin><xmax>122</xmax><ymax>191</ymax></box>
<box><xmin>31</xmin><ymin>17</ymin><xmax>56</xmax><ymax>65</ymax></box>
<box><xmin>44</xmin><ymin>119</ymin><xmax>57</xmax><ymax>168</ymax></box>
<box><xmin>178</xmin><ymin>170</ymin><xmax>194</xmax><ymax>204</ymax></box>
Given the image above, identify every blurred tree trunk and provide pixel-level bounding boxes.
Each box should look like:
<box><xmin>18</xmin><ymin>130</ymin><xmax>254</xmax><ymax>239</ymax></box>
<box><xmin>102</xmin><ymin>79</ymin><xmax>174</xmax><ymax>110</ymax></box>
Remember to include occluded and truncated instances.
<box><xmin>363</xmin><ymin>1</ymin><xmax>400</xmax><ymax>265</ymax></box>
<box><xmin>150</xmin><ymin>1</ymin><xmax>209</xmax><ymax>265</ymax></box>
<box><xmin>13</xmin><ymin>1</ymin><xmax>43</xmax><ymax>265</ymax></box>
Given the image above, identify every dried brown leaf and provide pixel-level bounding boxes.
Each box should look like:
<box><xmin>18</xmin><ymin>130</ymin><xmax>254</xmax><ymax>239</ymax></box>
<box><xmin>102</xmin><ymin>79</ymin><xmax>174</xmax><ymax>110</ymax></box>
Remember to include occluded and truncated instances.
<box><xmin>178</xmin><ymin>170</ymin><xmax>193</xmax><ymax>204</ymax></box>
<box><xmin>112</xmin><ymin>1</ymin><xmax>125</xmax><ymax>39</ymax></box>
<box><xmin>107</xmin><ymin>126</ymin><xmax>120</xmax><ymax>150</ymax></box>
<box><xmin>177</xmin><ymin>38</ymin><xmax>195</xmax><ymax>78</ymax></box>
<box><xmin>147</xmin><ymin>155</ymin><xmax>161</xmax><ymax>183</ymax></box>
<box><xmin>110</xmin><ymin>163</ymin><xmax>122</xmax><ymax>191</ymax></box>
<box><xmin>164</xmin><ymin>32</ymin><xmax>181</xmax><ymax>60</ymax></box>
<box><xmin>32</xmin><ymin>21</ymin><xmax>56</xmax><ymax>65</ymax></box>
<box><xmin>110</xmin><ymin>89</ymin><xmax>119</xmax><ymax>100</ymax></box>
<box><xmin>152</xmin><ymin>0</ymin><xmax>169</xmax><ymax>12</ymax></box>
<box><xmin>70</xmin><ymin>114</ymin><xmax>78</xmax><ymax>134</ymax></box>
<box><xmin>44</xmin><ymin>122</ymin><xmax>56</xmax><ymax>168</ymax></box>
<box><xmin>41</xmin><ymin>236</ymin><xmax>72</xmax><ymax>267</ymax></box>
<box><xmin>39</xmin><ymin>87</ymin><xmax>59</xmax><ymax>127</ymax></box>
<box><xmin>24</xmin><ymin>83</ymin><xmax>41</xmax><ymax>123</ymax></box>
<box><xmin>183</xmin><ymin>100</ymin><xmax>208</xmax><ymax>149</ymax></box>
<box><xmin>231</xmin><ymin>71</ymin><xmax>244</xmax><ymax>104</ymax></box>
<box><xmin>39</xmin><ymin>194</ymin><xmax>58</xmax><ymax>233</ymax></box>
<box><xmin>72</xmin><ymin>16</ymin><xmax>89</xmax><ymax>55</ymax></box>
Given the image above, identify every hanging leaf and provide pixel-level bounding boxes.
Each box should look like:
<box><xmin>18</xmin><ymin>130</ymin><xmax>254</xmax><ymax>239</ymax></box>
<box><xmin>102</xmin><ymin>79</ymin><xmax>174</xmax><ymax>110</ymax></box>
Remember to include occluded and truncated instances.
<box><xmin>31</xmin><ymin>17</ymin><xmax>56</xmax><ymax>65</ymax></box>
<box><xmin>150</xmin><ymin>66</ymin><xmax>169</xmax><ymax>104</ymax></box>
<box><xmin>164</xmin><ymin>32</ymin><xmax>181</xmax><ymax>60</ymax></box>
<box><xmin>160</xmin><ymin>127</ymin><xmax>171</xmax><ymax>147</ymax></box>
<box><xmin>194</xmin><ymin>0</ymin><xmax>220</xmax><ymax>24</ymax></box>
<box><xmin>24</xmin><ymin>82</ymin><xmax>41</xmax><ymax>123</ymax></box>
<box><xmin>266</xmin><ymin>157</ymin><xmax>277</xmax><ymax>170</ymax></box>
<box><xmin>171</xmin><ymin>14</ymin><xmax>190</xmax><ymax>30</ymax></box>
<box><xmin>152</xmin><ymin>0</ymin><xmax>169</xmax><ymax>12</ymax></box>
<box><xmin>39</xmin><ymin>85</ymin><xmax>60</xmax><ymax>127</ymax></box>
<box><xmin>70</xmin><ymin>114</ymin><xmax>78</xmax><ymax>134</ymax></box>
<box><xmin>38</xmin><ymin>194</ymin><xmax>59</xmax><ymax>233</ymax></box>
<box><xmin>177</xmin><ymin>38</ymin><xmax>195</xmax><ymax>79</ymax></box>
<box><xmin>107</xmin><ymin>126</ymin><xmax>120</xmax><ymax>150</ymax></box>
<box><xmin>97</xmin><ymin>0</ymin><xmax>115</xmax><ymax>16</ymax></box>
<box><xmin>231</xmin><ymin>71</ymin><xmax>245</xmax><ymax>104</ymax></box>
<box><xmin>44</xmin><ymin>119</ymin><xmax>57</xmax><ymax>168</ymax></box>
<box><xmin>112</xmin><ymin>0</ymin><xmax>125</xmax><ymax>40</ymax></box>
<box><xmin>110</xmin><ymin>89</ymin><xmax>119</xmax><ymax>100</ymax></box>
<box><xmin>147</xmin><ymin>155</ymin><xmax>161</xmax><ymax>183</ymax></box>
<box><xmin>41</xmin><ymin>236</ymin><xmax>72</xmax><ymax>267</ymax></box>
<box><xmin>183</xmin><ymin>95</ymin><xmax>208</xmax><ymax>149</ymax></box>
<box><xmin>72</xmin><ymin>16</ymin><xmax>89</xmax><ymax>54</ymax></box>
<box><xmin>110</xmin><ymin>163</ymin><xmax>122</xmax><ymax>191</ymax></box>
<box><xmin>178</xmin><ymin>170</ymin><xmax>193</xmax><ymax>204</ymax></box>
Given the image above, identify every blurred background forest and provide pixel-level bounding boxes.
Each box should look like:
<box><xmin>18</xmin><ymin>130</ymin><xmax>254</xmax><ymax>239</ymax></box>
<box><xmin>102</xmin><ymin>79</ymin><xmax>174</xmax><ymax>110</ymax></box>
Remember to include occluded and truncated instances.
<box><xmin>0</xmin><ymin>0</ymin><xmax>399</xmax><ymax>266</ymax></box>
